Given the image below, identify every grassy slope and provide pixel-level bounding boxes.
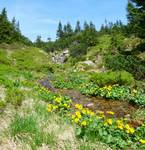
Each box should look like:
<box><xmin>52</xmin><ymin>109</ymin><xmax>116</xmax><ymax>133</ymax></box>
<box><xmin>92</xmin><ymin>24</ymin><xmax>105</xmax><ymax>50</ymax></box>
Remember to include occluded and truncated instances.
<box><xmin>0</xmin><ymin>45</ymin><xmax>111</xmax><ymax>150</ymax></box>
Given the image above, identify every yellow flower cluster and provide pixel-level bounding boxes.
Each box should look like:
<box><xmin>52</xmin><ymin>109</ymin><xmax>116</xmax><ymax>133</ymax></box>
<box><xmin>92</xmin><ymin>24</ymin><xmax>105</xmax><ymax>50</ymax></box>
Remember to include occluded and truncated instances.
<box><xmin>106</xmin><ymin>111</ymin><xmax>115</xmax><ymax>115</ymax></box>
<box><xmin>103</xmin><ymin>85</ymin><xmax>112</xmax><ymax>91</ymax></box>
<box><xmin>47</xmin><ymin>104</ymin><xmax>58</xmax><ymax>112</ymax></box>
<box><xmin>75</xmin><ymin>104</ymin><xmax>83</xmax><ymax>110</ymax></box>
<box><xmin>104</xmin><ymin>119</ymin><xmax>113</xmax><ymax>126</ymax></box>
<box><xmin>54</xmin><ymin>97</ymin><xmax>62</xmax><ymax>103</ymax></box>
<box><xmin>125</xmin><ymin>124</ymin><xmax>135</xmax><ymax>134</ymax></box>
<box><xmin>116</xmin><ymin>119</ymin><xmax>124</xmax><ymax>130</ymax></box>
<box><xmin>139</xmin><ymin>139</ymin><xmax>145</xmax><ymax>144</ymax></box>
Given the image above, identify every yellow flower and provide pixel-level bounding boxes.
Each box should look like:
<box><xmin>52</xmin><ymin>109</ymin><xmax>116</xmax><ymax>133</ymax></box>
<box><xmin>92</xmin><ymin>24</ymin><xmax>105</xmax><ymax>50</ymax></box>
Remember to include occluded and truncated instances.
<box><xmin>74</xmin><ymin>118</ymin><xmax>79</xmax><ymax>123</ymax></box>
<box><xmin>117</xmin><ymin>125</ymin><xmax>124</xmax><ymax>130</ymax></box>
<box><xmin>106</xmin><ymin>111</ymin><xmax>115</xmax><ymax>115</ymax></box>
<box><xmin>89</xmin><ymin>111</ymin><xmax>95</xmax><ymax>116</ymax></box>
<box><xmin>86</xmin><ymin>109</ymin><xmax>94</xmax><ymax>116</ymax></box>
<box><xmin>81</xmin><ymin>121</ymin><xmax>87</xmax><ymax>127</ymax></box>
<box><xmin>125</xmin><ymin>124</ymin><xmax>135</xmax><ymax>134</ymax></box>
<box><xmin>47</xmin><ymin>108</ymin><xmax>52</xmax><ymax>112</ymax></box>
<box><xmin>75</xmin><ymin>104</ymin><xmax>83</xmax><ymax>110</ymax></box>
<box><xmin>133</xmin><ymin>89</ymin><xmax>137</xmax><ymax>94</ymax></box>
<box><xmin>129</xmin><ymin>128</ymin><xmax>135</xmax><ymax>134</ymax></box>
<box><xmin>96</xmin><ymin>110</ymin><xmax>104</xmax><ymax>115</ymax></box>
<box><xmin>63</xmin><ymin>103</ymin><xmax>68</xmax><ymax>108</ymax></box>
<box><xmin>75</xmin><ymin>111</ymin><xmax>81</xmax><ymax>119</ymax></box>
<box><xmin>139</xmin><ymin>139</ymin><xmax>145</xmax><ymax>144</ymax></box>
<box><xmin>96</xmin><ymin>116</ymin><xmax>104</xmax><ymax>119</ymax></box>
<box><xmin>55</xmin><ymin>97</ymin><xmax>61</xmax><ymax>103</ymax></box>
<box><xmin>116</xmin><ymin>119</ymin><xmax>123</xmax><ymax>124</ymax></box>
<box><xmin>72</xmin><ymin>115</ymin><xmax>75</xmax><ymax>119</ymax></box>
<box><xmin>53</xmin><ymin>105</ymin><xmax>58</xmax><ymax>110</ymax></box>
<box><xmin>104</xmin><ymin>119</ymin><xmax>113</xmax><ymax>125</ymax></box>
<box><xmin>48</xmin><ymin>104</ymin><xmax>53</xmax><ymax>108</ymax></box>
<box><xmin>82</xmin><ymin>109</ymin><xmax>87</xmax><ymax>114</ymax></box>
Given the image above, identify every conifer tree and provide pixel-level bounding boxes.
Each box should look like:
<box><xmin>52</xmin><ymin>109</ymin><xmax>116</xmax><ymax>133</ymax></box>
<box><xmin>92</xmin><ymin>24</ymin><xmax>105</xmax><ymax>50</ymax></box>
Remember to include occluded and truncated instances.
<box><xmin>127</xmin><ymin>0</ymin><xmax>145</xmax><ymax>38</ymax></box>
<box><xmin>75</xmin><ymin>21</ymin><xmax>81</xmax><ymax>33</ymax></box>
<box><xmin>84</xmin><ymin>21</ymin><xmax>89</xmax><ymax>30</ymax></box>
<box><xmin>66</xmin><ymin>22</ymin><xmax>73</xmax><ymax>36</ymax></box>
<box><xmin>56</xmin><ymin>21</ymin><xmax>63</xmax><ymax>39</ymax></box>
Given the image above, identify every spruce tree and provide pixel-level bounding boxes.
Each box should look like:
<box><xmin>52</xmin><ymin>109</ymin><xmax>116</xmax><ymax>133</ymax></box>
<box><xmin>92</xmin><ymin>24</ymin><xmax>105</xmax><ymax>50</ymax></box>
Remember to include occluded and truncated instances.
<box><xmin>84</xmin><ymin>21</ymin><xmax>89</xmax><ymax>30</ymax></box>
<box><xmin>127</xmin><ymin>0</ymin><xmax>145</xmax><ymax>38</ymax></box>
<box><xmin>75</xmin><ymin>21</ymin><xmax>81</xmax><ymax>33</ymax></box>
<box><xmin>56</xmin><ymin>21</ymin><xmax>63</xmax><ymax>39</ymax></box>
<box><xmin>66</xmin><ymin>22</ymin><xmax>73</xmax><ymax>36</ymax></box>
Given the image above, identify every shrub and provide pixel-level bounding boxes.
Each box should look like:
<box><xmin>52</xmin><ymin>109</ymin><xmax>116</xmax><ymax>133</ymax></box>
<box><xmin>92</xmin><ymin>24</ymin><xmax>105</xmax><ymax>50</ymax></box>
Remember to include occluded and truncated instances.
<box><xmin>90</xmin><ymin>71</ymin><xmax>134</xmax><ymax>86</ymax></box>
<box><xmin>69</xmin><ymin>43</ymin><xmax>87</xmax><ymax>61</ymax></box>
<box><xmin>105</xmin><ymin>54</ymin><xmax>145</xmax><ymax>80</ymax></box>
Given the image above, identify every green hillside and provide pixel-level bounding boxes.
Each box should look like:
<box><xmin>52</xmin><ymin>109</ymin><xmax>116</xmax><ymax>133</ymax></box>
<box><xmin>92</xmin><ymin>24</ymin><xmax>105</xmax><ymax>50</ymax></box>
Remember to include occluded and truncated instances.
<box><xmin>0</xmin><ymin>0</ymin><xmax>145</xmax><ymax>149</ymax></box>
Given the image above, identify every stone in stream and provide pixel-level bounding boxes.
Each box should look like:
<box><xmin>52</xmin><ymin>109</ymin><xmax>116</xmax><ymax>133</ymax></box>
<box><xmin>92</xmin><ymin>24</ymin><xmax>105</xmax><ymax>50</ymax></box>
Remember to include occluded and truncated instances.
<box><xmin>39</xmin><ymin>78</ymin><xmax>53</xmax><ymax>89</ymax></box>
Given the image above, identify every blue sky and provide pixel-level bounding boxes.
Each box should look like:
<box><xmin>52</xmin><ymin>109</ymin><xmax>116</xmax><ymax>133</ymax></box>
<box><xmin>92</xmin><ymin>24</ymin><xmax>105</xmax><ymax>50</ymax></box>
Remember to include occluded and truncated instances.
<box><xmin>0</xmin><ymin>0</ymin><xmax>128</xmax><ymax>41</ymax></box>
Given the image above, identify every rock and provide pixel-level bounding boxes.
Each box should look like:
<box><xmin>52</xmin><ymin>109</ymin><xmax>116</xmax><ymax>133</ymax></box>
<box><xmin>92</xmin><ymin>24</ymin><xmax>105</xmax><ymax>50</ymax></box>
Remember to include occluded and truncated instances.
<box><xmin>80</xmin><ymin>60</ymin><xmax>96</xmax><ymax>67</ymax></box>
<box><xmin>86</xmin><ymin>103</ymin><xmax>94</xmax><ymax>107</ymax></box>
<box><xmin>51</xmin><ymin>49</ymin><xmax>69</xmax><ymax>64</ymax></box>
<box><xmin>39</xmin><ymin>78</ymin><xmax>53</xmax><ymax>89</ymax></box>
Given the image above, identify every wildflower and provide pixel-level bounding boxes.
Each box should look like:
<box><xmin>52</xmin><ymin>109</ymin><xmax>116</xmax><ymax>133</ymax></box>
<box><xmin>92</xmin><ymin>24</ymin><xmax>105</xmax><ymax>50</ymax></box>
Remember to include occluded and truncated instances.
<box><xmin>75</xmin><ymin>111</ymin><xmax>81</xmax><ymax>119</ymax></box>
<box><xmin>125</xmin><ymin>124</ymin><xmax>135</xmax><ymax>134</ymax></box>
<box><xmin>104</xmin><ymin>119</ymin><xmax>113</xmax><ymax>125</ymax></box>
<box><xmin>75</xmin><ymin>104</ymin><xmax>83</xmax><ymax>110</ymax></box>
<box><xmin>139</xmin><ymin>139</ymin><xmax>145</xmax><ymax>144</ymax></box>
<box><xmin>53</xmin><ymin>105</ymin><xmax>58</xmax><ymax>110</ymax></box>
<box><xmin>117</xmin><ymin>125</ymin><xmax>124</xmax><ymax>130</ymax></box>
<box><xmin>96</xmin><ymin>116</ymin><xmax>104</xmax><ymax>119</ymax></box>
<box><xmin>133</xmin><ymin>89</ymin><xmax>137</xmax><ymax>94</ymax></box>
<box><xmin>72</xmin><ymin>115</ymin><xmax>75</xmax><ymax>119</ymax></box>
<box><xmin>89</xmin><ymin>111</ymin><xmax>95</xmax><ymax>116</ymax></box>
<box><xmin>116</xmin><ymin>119</ymin><xmax>123</xmax><ymax>124</ymax></box>
<box><xmin>48</xmin><ymin>104</ymin><xmax>53</xmax><ymax>108</ymax></box>
<box><xmin>55</xmin><ymin>97</ymin><xmax>61</xmax><ymax>103</ymax></box>
<box><xmin>63</xmin><ymin>103</ymin><xmax>68</xmax><ymax>108</ymax></box>
<box><xmin>47</xmin><ymin>108</ymin><xmax>52</xmax><ymax>112</ymax></box>
<box><xmin>107</xmin><ymin>85</ymin><xmax>112</xmax><ymax>91</ymax></box>
<box><xmin>96</xmin><ymin>110</ymin><xmax>104</xmax><ymax>115</ymax></box>
<box><xmin>74</xmin><ymin>118</ymin><xmax>79</xmax><ymax>123</ymax></box>
<box><xmin>82</xmin><ymin>109</ymin><xmax>87</xmax><ymax>114</ymax></box>
<box><xmin>106</xmin><ymin>111</ymin><xmax>115</xmax><ymax>115</ymax></box>
<box><xmin>81</xmin><ymin>121</ymin><xmax>87</xmax><ymax>127</ymax></box>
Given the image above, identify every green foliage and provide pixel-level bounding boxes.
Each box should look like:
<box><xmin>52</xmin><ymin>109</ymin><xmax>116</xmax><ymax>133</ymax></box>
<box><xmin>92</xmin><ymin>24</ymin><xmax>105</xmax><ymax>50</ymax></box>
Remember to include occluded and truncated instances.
<box><xmin>127</xmin><ymin>0</ymin><xmax>145</xmax><ymax>38</ymax></box>
<box><xmin>105</xmin><ymin>54</ymin><xmax>145</xmax><ymax>80</ymax></box>
<box><xmin>10</xmin><ymin>115</ymin><xmax>56</xmax><ymax>149</ymax></box>
<box><xmin>90</xmin><ymin>71</ymin><xmax>134</xmax><ymax>86</ymax></box>
<box><xmin>0</xmin><ymin>8</ymin><xmax>32</xmax><ymax>45</ymax></box>
<box><xmin>0</xmin><ymin>100</ymin><xmax>6</xmax><ymax>110</ymax></box>
<box><xmin>6</xmin><ymin>88</ymin><xmax>24</xmax><ymax>106</ymax></box>
<box><xmin>69</xmin><ymin>43</ymin><xmax>87</xmax><ymax>60</ymax></box>
<box><xmin>80</xmin><ymin>83</ymin><xmax>145</xmax><ymax>106</ymax></box>
<box><xmin>11</xmin><ymin>47</ymin><xmax>53</xmax><ymax>72</ymax></box>
<box><xmin>0</xmin><ymin>49</ymin><xmax>11</xmax><ymax>65</ymax></box>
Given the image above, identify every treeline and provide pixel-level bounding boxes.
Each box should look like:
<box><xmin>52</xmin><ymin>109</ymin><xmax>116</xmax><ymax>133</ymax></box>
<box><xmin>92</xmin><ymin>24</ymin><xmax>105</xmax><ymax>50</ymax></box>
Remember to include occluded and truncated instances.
<box><xmin>0</xmin><ymin>8</ymin><xmax>32</xmax><ymax>45</ymax></box>
<box><xmin>35</xmin><ymin>20</ymin><xmax>127</xmax><ymax>51</ymax></box>
<box><xmin>35</xmin><ymin>0</ymin><xmax>145</xmax><ymax>52</ymax></box>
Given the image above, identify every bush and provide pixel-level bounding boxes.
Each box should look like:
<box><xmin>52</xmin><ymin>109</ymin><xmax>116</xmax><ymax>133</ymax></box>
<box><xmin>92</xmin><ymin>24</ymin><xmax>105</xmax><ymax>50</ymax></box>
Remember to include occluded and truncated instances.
<box><xmin>105</xmin><ymin>54</ymin><xmax>145</xmax><ymax>80</ymax></box>
<box><xmin>69</xmin><ymin>43</ymin><xmax>87</xmax><ymax>60</ymax></box>
<box><xmin>90</xmin><ymin>71</ymin><xmax>134</xmax><ymax>86</ymax></box>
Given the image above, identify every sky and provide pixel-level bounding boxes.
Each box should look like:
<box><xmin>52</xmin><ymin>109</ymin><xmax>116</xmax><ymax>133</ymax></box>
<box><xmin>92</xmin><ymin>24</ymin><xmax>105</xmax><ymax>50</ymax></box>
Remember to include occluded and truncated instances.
<box><xmin>0</xmin><ymin>0</ymin><xmax>128</xmax><ymax>41</ymax></box>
